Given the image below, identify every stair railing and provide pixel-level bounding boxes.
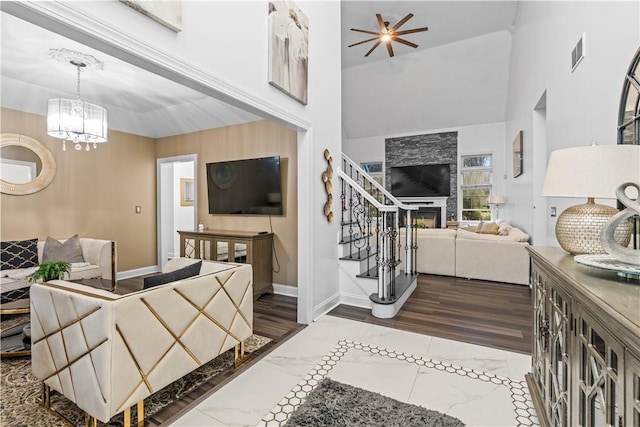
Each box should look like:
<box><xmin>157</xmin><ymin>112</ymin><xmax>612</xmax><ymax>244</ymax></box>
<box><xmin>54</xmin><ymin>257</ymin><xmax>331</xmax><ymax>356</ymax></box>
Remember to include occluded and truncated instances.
<box><xmin>340</xmin><ymin>153</ymin><xmax>419</xmax><ymax>275</ymax></box>
<box><xmin>338</xmin><ymin>153</ymin><xmax>420</xmax><ymax>303</ymax></box>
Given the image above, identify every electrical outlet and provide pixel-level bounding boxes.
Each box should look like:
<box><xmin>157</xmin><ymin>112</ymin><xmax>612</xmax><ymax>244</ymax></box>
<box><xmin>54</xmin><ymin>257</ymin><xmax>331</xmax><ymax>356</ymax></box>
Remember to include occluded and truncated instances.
<box><xmin>135</xmin><ymin>206</ymin><xmax>141</xmax><ymax>214</ymax></box>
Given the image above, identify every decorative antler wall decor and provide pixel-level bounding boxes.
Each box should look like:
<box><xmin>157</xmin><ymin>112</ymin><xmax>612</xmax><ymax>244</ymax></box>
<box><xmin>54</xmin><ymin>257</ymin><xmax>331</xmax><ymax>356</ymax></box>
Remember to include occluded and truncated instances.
<box><xmin>322</xmin><ymin>149</ymin><xmax>334</xmax><ymax>222</ymax></box>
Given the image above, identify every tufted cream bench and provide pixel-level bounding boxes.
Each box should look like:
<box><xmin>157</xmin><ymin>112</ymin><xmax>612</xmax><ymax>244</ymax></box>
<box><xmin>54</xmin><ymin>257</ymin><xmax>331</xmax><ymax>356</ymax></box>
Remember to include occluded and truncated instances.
<box><xmin>30</xmin><ymin>259</ymin><xmax>253</xmax><ymax>425</ymax></box>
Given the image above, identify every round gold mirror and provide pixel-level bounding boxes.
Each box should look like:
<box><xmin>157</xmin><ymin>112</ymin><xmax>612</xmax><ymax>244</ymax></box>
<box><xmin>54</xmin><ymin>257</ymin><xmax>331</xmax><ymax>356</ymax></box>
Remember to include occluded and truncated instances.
<box><xmin>0</xmin><ymin>133</ymin><xmax>56</xmax><ymax>195</ymax></box>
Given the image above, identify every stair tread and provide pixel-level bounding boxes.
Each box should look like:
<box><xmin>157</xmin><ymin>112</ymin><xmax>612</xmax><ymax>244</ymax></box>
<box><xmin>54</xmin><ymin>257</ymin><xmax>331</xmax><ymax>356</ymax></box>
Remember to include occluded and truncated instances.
<box><xmin>369</xmin><ymin>272</ymin><xmax>418</xmax><ymax>305</ymax></box>
<box><xmin>339</xmin><ymin>233</ymin><xmax>374</xmax><ymax>245</ymax></box>
<box><xmin>339</xmin><ymin>249</ymin><xmax>378</xmax><ymax>261</ymax></box>
<box><xmin>356</xmin><ymin>261</ymin><xmax>404</xmax><ymax>280</ymax></box>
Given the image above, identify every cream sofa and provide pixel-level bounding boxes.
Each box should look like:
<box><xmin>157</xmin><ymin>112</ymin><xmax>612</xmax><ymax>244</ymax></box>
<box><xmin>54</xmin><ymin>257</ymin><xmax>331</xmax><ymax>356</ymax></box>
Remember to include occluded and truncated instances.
<box><xmin>1</xmin><ymin>237</ymin><xmax>115</xmax><ymax>306</ymax></box>
<box><xmin>399</xmin><ymin>224</ymin><xmax>530</xmax><ymax>285</ymax></box>
<box><xmin>30</xmin><ymin>258</ymin><xmax>253</xmax><ymax>424</ymax></box>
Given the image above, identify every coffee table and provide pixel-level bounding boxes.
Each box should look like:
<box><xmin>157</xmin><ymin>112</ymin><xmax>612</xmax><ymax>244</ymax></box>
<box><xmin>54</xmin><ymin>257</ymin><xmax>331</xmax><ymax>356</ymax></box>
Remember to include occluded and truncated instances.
<box><xmin>1</xmin><ymin>320</ymin><xmax>31</xmax><ymax>357</ymax></box>
<box><xmin>71</xmin><ymin>277</ymin><xmax>117</xmax><ymax>292</ymax></box>
<box><xmin>0</xmin><ymin>297</ymin><xmax>30</xmax><ymax>315</ymax></box>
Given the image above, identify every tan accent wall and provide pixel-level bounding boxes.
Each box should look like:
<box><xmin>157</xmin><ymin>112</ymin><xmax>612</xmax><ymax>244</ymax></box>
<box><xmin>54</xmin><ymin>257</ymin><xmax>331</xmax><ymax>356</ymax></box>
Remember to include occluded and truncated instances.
<box><xmin>155</xmin><ymin>120</ymin><xmax>298</xmax><ymax>287</ymax></box>
<box><xmin>0</xmin><ymin>108</ymin><xmax>157</xmax><ymax>272</ymax></box>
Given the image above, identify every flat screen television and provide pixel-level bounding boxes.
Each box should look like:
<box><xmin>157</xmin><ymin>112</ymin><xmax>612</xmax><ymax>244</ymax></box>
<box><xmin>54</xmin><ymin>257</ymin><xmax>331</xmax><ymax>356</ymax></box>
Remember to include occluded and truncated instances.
<box><xmin>390</xmin><ymin>163</ymin><xmax>451</xmax><ymax>197</ymax></box>
<box><xmin>206</xmin><ymin>156</ymin><xmax>283</xmax><ymax>215</ymax></box>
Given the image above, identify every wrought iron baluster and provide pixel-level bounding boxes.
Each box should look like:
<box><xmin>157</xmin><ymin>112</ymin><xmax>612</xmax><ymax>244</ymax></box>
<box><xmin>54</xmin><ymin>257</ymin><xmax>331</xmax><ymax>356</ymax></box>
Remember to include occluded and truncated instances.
<box><xmin>348</xmin><ymin>180</ymin><xmax>354</xmax><ymax>259</ymax></box>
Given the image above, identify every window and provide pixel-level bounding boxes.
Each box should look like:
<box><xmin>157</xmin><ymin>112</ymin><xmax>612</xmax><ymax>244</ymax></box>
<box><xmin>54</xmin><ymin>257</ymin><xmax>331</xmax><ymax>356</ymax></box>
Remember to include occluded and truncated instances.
<box><xmin>460</xmin><ymin>154</ymin><xmax>493</xmax><ymax>221</ymax></box>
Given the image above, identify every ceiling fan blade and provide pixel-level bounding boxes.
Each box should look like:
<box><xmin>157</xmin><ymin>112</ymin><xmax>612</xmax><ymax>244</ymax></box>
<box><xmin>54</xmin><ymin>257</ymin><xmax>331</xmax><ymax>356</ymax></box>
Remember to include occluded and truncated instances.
<box><xmin>386</xmin><ymin>41</ymin><xmax>394</xmax><ymax>57</ymax></box>
<box><xmin>348</xmin><ymin>37</ymin><xmax>381</xmax><ymax>48</ymax></box>
<box><xmin>389</xmin><ymin>13</ymin><xmax>414</xmax><ymax>32</ymax></box>
<box><xmin>365</xmin><ymin>40</ymin><xmax>382</xmax><ymax>57</ymax></box>
<box><xmin>351</xmin><ymin>28</ymin><xmax>382</xmax><ymax>36</ymax></box>
<box><xmin>393</xmin><ymin>37</ymin><xmax>419</xmax><ymax>49</ymax></box>
<box><xmin>394</xmin><ymin>27</ymin><xmax>429</xmax><ymax>36</ymax></box>
<box><xmin>376</xmin><ymin>14</ymin><xmax>387</xmax><ymax>32</ymax></box>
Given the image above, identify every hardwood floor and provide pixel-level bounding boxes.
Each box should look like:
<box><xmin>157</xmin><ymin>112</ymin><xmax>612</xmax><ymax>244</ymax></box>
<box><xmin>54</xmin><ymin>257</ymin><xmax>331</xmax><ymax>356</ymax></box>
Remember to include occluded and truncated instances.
<box><xmin>113</xmin><ymin>273</ymin><xmax>531</xmax><ymax>425</ymax></box>
<box><xmin>330</xmin><ymin>274</ymin><xmax>533</xmax><ymax>354</ymax></box>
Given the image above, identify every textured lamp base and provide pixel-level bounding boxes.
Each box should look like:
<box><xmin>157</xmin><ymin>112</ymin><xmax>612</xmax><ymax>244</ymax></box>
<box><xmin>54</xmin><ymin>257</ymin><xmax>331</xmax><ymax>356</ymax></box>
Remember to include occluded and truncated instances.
<box><xmin>556</xmin><ymin>198</ymin><xmax>632</xmax><ymax>255</ymax></box>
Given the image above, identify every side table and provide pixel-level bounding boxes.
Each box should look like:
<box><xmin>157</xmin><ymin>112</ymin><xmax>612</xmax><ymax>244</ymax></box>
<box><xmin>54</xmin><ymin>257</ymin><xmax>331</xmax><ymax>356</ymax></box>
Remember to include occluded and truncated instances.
<box><xmin>446</xmin><ymin>220</ymin><xmax>459</xmax><ymax>230</ymax></box>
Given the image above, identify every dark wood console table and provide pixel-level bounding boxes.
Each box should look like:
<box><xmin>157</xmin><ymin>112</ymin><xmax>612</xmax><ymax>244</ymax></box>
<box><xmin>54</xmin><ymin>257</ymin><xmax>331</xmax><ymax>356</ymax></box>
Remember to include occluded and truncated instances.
<box><xmin>526</xmin><ymin>246</ymin><xmax>640</xmax><ymax>427</ymax></box>
<box><xmin>178</xmin><ymin>229</ymin><xmax>273</xmax><ymax>300</ymax></box>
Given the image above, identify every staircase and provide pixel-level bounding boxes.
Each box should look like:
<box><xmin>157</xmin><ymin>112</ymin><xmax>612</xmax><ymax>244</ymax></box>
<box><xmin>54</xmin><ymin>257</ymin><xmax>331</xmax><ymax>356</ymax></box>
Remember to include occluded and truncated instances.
<box><xmin>337</xmin><ymin>154</ymin><xmax>419</xmax><ymax>318</ymax></box>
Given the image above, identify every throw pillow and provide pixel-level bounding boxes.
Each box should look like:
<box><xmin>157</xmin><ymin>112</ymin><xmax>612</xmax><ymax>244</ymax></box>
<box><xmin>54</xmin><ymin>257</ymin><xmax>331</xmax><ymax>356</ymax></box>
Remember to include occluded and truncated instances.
<box><xmin>498</xmin><ymin>222</ymin><xmax>512</xmax><ymax>236</ymax></box>
<box><xmin>478</xmin><ymin>222</ymin><xmax>500</xmax><ymax>235</ymax></box>
<box><xmin>42</xmin><ymin>234</ymin><xmax>85</xmax><ymax>263</ymax></box>
<box><xmin>0</xmin><ymin>238</ymin><xmax>38</xmax><ymax>270</ymax></box>
<box><xmin>143</xmin><ymin>260</ymin><xmax>202</xmax><ymax>289</ymax></box>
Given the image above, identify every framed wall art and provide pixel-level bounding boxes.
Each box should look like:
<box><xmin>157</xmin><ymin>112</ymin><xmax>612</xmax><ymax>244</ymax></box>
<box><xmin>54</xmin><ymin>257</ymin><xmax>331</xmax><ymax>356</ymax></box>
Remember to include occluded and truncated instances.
<box><xmin>120</xmin><ymin>0</ymin><xmax>182</xmax><ymax>32</ymax></box>
<box><xmin>513</xmin><ymin>131</ymin><xmax>523</xmax><ymax>178</ymax></box>
<box><xmin>268</xmin><ymin>1</ymin><xmax>309</xmax><ymax>105</ymax></box>
<box><xmin>180</xmin><ymin>178</ymin><xmax>194</xmax><ymax>206</ymax></box>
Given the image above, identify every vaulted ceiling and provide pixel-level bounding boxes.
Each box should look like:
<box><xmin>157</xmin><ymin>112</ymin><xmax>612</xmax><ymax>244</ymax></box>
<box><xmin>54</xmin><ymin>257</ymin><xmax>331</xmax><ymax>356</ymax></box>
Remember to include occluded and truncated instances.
<box><xmin>1</xmin><ymin>2</ymin><xmax>518</xmax><ymax>140</ymax></box>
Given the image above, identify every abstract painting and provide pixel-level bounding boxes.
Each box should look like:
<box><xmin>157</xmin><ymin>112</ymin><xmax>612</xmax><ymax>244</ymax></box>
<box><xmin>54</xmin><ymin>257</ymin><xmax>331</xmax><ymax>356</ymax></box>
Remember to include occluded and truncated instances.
<box><xmin>268</xmin><ymin>1</ymin><xmax>309</xmax><ymax>105</ymax></box>
<box><xmin>513</xmin><ymin>131</ymin><xmax>523</xmax><ymax>178</ymax></box>
<box><xmin>120</xmin><ymin>0</ymin><xmax>182</xmax><ymax>32</ymax></box>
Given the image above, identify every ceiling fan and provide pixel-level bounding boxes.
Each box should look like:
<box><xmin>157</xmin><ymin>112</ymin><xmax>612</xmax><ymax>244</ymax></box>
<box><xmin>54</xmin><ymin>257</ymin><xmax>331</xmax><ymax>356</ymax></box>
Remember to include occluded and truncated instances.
<box><xmin>349</xmin><ymin>13</ymin><xmax>428</xmax><ymax>58</ymax></box>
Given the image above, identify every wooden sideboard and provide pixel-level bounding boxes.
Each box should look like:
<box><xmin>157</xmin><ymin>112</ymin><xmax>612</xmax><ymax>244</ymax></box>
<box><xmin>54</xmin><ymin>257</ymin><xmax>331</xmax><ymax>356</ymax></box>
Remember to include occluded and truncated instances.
<box><xmin>178</xmin><ymin>229</ymin><xmax>273</xmax><ymax>300</ymax></box>
<box><xmin>526</xmin><ymin>246</ymin><xmax>640</xmax><ymax>427</ymax></box>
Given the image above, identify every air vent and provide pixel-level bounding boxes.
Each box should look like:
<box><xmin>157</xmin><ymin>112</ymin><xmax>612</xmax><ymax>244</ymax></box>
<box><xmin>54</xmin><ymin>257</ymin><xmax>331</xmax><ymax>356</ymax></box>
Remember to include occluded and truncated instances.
<box><xmin>571</xmin><ymin>33</ymin><xmax>586</xmax><ymax>72</ymax></box>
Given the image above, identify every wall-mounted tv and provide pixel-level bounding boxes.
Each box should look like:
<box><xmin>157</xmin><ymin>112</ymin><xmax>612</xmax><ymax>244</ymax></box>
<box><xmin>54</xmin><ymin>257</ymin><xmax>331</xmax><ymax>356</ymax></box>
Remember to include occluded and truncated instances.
<box><xmin>390</xmin><ymin>163</ymin><xmax>451</xmax><ymax>198</ymax></box>
<box><xmin>206</xmin><ymin>156</ymin><xmax>283</xmax><ymax>215</ymax></box>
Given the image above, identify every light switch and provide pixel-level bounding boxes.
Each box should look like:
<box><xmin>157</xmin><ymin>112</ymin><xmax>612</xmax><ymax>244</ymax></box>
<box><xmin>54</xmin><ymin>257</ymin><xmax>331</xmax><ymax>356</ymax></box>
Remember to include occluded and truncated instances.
<box><xmin>550</xmin><ymin>206</ymin><xmax>556</xmax><ymax>217</ymax></box>
<box><xmin>135</xmin><ymin>206</ymin><xmax>141</xmax><ymax>214</ymax></box>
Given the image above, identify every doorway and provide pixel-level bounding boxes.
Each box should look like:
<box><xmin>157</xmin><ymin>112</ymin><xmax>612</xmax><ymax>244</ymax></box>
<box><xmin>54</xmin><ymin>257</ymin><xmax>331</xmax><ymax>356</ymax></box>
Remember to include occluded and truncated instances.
<box><xmin>532</xmin><ymin>91</ymin><xmax>548</xmax><ymax>245</ymax></box>
<box><xmin>157</xmin><ymin>155</ymin><xmax>197</xmax><ymax>268</ymax></box>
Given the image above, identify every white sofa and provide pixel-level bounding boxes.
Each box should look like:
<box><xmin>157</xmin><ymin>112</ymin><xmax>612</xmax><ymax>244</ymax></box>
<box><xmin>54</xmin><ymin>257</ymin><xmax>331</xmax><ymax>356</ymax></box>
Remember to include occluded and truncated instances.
<box><xmin>399</xmin><ymin>224</ymin><xmax>531</xmax><ymax>285</ymax></box>
<box><xmin>30</xmin><ymin>258</ymin><xmax>253</xmax><ymax>424</ymax></box>
<box><xmin>1</xmin><ymin>237</ymin><xmax>116</xmax><ymax>306</ymax></box>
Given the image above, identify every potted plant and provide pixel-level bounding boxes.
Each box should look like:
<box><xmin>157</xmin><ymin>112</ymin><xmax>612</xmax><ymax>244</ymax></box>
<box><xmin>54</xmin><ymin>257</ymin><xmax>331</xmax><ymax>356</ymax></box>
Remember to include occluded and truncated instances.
<box><xmin>28</xmin><ymin>261</ymin><xmax>71</xmax><ymax>282</ymax></box>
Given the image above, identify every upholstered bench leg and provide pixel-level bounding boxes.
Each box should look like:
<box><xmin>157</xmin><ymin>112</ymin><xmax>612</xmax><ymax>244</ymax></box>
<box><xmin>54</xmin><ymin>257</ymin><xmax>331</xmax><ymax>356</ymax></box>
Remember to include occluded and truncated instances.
<box><xmin>122</xmin><ymin>400</ymin><xmax>144</xmax><ymax>427</ymax></box>
<box><xmin>41</xmin><ymin>383</ymin><xmax>51</xmax><ymax>408</ymax></box>
<box><xmin>234</xmin><ymin>340</ymin><xmax>250</xmax><ymax>367</ymax></box>
<box><xmin>85</xmin><ymin>413</ymin><xmax>97</xmax><ymax>427</ymax></box>
<box><xmin>137</xmin><ymin>400</ymin><xmax>144</xmax><ymax>427</ymax></box>
<box><xmin>123</xmin><ymin>400</ymin><xmax>144</xmax><ymax>427</ymax></box>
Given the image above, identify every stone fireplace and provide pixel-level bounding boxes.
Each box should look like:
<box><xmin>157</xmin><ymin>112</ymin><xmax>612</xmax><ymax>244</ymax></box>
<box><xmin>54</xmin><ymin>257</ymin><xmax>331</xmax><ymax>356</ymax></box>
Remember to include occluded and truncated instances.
<box><xmin>385</xmin><ymin>132</ymin><xmax>458</xmax><ymax>222</ymax></box>
<box><xmin>400</xmin><ymin>197</ymin><xmax>448</xmax><ymax>228</ymax></box>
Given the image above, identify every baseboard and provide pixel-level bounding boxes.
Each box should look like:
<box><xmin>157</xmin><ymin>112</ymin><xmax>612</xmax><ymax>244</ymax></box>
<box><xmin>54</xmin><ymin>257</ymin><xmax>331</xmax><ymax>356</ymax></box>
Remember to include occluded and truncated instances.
<box><xmin>339</xmin><ymin>292</ymin><xmax>372</xmax><ymax>309</ymax></box>
<box><xmin>273</xmin><ymin>283</ymin><xmax>298</xmax><ymax>298</ymax></box>
<box><xmin>116</xmin><ymin>265</ymin><xmax>160</xmax><ymax>280</ymax></box>
<box><xmin>312</xmin><ymin>292</ymin><xmax>341</xmax><ymax>321</ymax></box>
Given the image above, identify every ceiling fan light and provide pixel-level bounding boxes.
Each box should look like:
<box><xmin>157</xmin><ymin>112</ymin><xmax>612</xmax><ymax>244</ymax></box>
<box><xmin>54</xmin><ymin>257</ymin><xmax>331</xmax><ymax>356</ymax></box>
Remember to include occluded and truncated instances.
<box><xmin>381</xmin><ymin>34</ymin><xmax>391</xmax><ymax>42</ymax></box>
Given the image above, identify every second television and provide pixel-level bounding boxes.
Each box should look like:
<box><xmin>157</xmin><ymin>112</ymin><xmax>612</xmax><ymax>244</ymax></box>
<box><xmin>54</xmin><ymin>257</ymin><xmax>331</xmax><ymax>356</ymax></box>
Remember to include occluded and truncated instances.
<box><xmin>206</xmin><ymin>156</ymin><xmax>283</xmax><ymax>215</ymax></box>
<box><xmin>390</xmin><ymin>163</ymin><xmax>451</xmax><ymax>198</ymax></box>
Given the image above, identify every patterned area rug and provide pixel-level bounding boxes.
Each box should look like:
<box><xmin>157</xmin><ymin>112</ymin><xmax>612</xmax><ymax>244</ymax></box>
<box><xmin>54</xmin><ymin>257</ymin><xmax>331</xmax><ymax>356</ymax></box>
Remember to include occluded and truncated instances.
<box><xmin>0</xmin><ymin>314</ymin><xmax>271</xmax><ymax>426</ymax></box>
<box><xmin>286</xmin><ymin>377</ymin><xmax>465</xmax><ymax>427</ymax></box>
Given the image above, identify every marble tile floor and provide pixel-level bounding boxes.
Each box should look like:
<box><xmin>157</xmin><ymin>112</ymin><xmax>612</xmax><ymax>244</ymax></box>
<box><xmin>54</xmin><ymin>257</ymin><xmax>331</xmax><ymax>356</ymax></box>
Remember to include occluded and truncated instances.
<box><xmin>171</xmin><ymin>315</ymin><xmax>538</xmax><ymax>427</ymax></box>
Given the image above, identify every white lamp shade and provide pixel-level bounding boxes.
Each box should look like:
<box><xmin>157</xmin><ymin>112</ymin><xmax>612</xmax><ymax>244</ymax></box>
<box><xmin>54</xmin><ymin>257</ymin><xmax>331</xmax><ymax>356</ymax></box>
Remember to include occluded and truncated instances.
<box><xmin>542</xmin><ymin>145</ymin><xmax>640</xmax><ymax>199</ymax></box>
<box><xmin>47</xmin><ymin>98</ymin><xmax>108</xmax><ymax>143</ymax></box>
<box><xmin>489</xmin><ymin>195</ymin><xmax>506</xmax><ymax>204</ymax></box>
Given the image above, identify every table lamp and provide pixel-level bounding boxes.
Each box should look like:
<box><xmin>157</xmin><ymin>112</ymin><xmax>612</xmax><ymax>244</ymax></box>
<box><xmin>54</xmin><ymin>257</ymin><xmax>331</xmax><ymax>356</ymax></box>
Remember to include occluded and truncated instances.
<box><xmin>488</xmin><ymin>195</ymin><xmax>506</xmax><ymax>219</ymax></box>
<box><xmin>542</xmin><ymin>144</ymin><xmax>639</xmax><ymax>255</ymax></box>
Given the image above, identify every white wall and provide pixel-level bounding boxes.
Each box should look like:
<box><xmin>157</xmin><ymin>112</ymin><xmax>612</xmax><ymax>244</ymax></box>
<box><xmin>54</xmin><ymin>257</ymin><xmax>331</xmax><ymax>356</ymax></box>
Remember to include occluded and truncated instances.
<box><xmin>343</xmin><ymin>121</ymin><xmax>507</xmax><ymax>223</ymax></box>
<box><xmin>505</xmin><ymin>1</ymin><xmax>640</xmax><ymax>243</ymax></box>
<box><xmin>342</xmin><ymin>30</ymin><xmax>512</xmax><ymax>139</ymax></box>
<box><xmin>11</xmin><ymin>0</ymin><xmax>343</xmax><ymax>323</ymax></box>
<box><xmin>172</xmin><ymin>161</ymin><xmax>195</xmax><ymax>258</ymax></box>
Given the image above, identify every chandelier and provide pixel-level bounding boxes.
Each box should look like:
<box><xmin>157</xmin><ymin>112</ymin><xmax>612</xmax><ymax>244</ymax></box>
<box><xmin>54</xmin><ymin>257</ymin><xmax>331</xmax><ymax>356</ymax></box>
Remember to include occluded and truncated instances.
<box><xmin>47</xmin><ymin>53</ymin><xmax>107</xmax><ymax>151</ymax></box>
